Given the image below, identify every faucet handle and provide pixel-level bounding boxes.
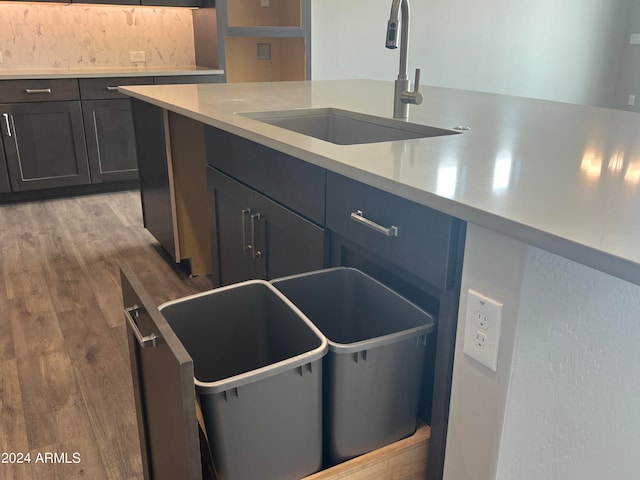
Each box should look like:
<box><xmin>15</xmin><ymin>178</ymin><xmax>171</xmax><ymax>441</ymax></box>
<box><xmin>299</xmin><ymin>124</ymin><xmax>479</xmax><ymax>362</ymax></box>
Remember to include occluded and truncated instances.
<box><xmin>413</xmin><ymin>68</ymin><xmax>421</xmax><ymax>91</ymax></box>
<box><xmin>411</xmin><ymin>68</ymin><xmax>423</xmax><ymax>105</ymax></box>
<box><xmin>401</xmin><ymin>68</ymin><xmax>424</xmax><ymax>106</ymax></box>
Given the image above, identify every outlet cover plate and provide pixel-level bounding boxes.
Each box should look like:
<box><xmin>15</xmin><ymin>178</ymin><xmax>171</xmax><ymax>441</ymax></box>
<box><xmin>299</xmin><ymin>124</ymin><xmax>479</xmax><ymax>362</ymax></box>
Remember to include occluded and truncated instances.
<box><xmin>463</xmin><ymin>289</ymin><xmax>503</xmax><ymax>371</ymax></box>
<box><xmin>130</xmin><ymin>51</ymin><xmax>146</xmax><ymax>63</ymax></box>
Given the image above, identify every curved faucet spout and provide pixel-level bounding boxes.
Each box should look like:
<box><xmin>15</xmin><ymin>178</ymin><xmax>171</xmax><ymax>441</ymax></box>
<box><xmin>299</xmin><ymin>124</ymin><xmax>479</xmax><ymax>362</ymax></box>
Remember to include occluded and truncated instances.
<box><xmin>386</xmin><ymin>0</ymin><xmax>409</xmax><ymax>80</ymax></box>
<box><xmin>385</xmin><ymin>0</ymin><xmax>422</xmax><ymax>118</ymax></box>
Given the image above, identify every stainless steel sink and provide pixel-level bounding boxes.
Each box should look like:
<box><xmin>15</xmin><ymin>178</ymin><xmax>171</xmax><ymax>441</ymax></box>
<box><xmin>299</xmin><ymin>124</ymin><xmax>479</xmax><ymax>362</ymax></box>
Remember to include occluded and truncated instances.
<box><xmin>239</xmin><ymin>108</ymin><xmax>460</xmax><ymax>145</ymax></box>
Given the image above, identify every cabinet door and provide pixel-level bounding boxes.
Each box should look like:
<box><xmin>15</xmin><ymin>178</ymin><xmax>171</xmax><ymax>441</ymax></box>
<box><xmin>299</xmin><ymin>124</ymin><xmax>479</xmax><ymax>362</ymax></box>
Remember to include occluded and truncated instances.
<box><xmin>253</xmin><ymin>191</ymin><xmax>327</xmax><ymax>280</ymax></box>
<box><xmin>82</xmin><ymin>99</ymin><xmax>138</xmax><ymax>183</ymax></box>
<box><xmin>131</xmin><ymin>99</ymin><xmax>178</xmax><ymax>260</ymax></box>
<box><xmin>0</xmin><ymin>135</ymin><xmax>10</xmax><ymax>193</ymax></box>
<box><xmin>1</xmin><ymin>101</ymin><xmax>90</xmax><ymax>191</ymax></box>
<box><xmin>207</xmin><ymin>167</ymin><xmax>256</xmax><ymax>286</ymax></box>
<box><xmin>120</xmin><ymin>266</ymin><xmax>203</xmax><ymax>480</ymax></box>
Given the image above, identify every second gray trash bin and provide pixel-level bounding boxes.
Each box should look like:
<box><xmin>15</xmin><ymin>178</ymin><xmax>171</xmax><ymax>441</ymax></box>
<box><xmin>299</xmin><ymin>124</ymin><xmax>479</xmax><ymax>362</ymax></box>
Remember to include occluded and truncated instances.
<box><xmin>159</xmin><ymin>280</ymin><xmax>328</xmax><ymax>480</ymax></box>
<box><xmin>271</xmin><ymin>267</ymin><xmax>435</xmax><ymax>466</ymax></box>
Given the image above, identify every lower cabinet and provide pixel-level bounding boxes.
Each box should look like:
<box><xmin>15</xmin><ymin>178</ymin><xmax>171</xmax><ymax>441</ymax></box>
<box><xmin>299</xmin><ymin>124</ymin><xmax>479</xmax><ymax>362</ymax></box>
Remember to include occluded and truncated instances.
<box><xmin>0</xmin><ymin>136</ymin><xmax>10</xmax><ymax>193</ymax></box>
<box><xmin>132</xmin><ymin>100</ymin><xmax>178</xmax><ymax>260</ymax></box>
<box><xmin>207</xmin><ymin>166</ymin><xmax>327</xmax><ymax>286</ymax></box>
<box><xmin>82</xmin><ymin>99</ymin><xmax>139</xmax><ymax>183</ymax></box>
<box><xmin>1</xmin><ymin>101</ymin><xmax>90</xmax><ymax>191</ymax></box>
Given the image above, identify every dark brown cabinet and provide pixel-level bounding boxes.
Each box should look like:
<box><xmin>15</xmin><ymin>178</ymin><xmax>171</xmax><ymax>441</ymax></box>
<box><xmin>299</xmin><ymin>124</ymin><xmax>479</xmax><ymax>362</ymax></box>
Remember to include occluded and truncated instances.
<box><xmin>82</xmin><ymin>99</ymin><xmax>138</xmax><ymax>183</ymax></box>
<box><xmin>80</xmin><ymin>77</ymin><xmax>153</xmax><ymax>184</ymax></box>
<box><xmin>0</xmin><ymin>136</ymin><xmax>10</xmax><ymax>194</ymax></box>
<box><xmin>132</xmin><ymin>99</ymin><xmax>178</xmax><ymax>261</ymax></box>
<box><xmin>1</xmin><ymin>101</ymin><xmax>90</xmax><ymax>192</ymax></box>
<box><xmin>326</xmin><ymin>172</ymin><xmax>461</xmax><ymax>291</ymax></box>
<box><xmin>207</xmin><ymin>166</ymin><xmax>327</xmax><ymax>286</ymax></box>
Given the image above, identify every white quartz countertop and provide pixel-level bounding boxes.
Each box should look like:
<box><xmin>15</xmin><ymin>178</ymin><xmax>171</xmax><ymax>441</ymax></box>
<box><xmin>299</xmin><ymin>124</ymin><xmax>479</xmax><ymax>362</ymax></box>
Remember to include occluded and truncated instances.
<box><xmin>119</xmin><ymin>80</ymin><xmax>640</xmax><ymax>286</ymax></box>
<box><xmin>0</xmin><ymin>66</ymin><xmax>223</xmax><ymax>80</ymax></box>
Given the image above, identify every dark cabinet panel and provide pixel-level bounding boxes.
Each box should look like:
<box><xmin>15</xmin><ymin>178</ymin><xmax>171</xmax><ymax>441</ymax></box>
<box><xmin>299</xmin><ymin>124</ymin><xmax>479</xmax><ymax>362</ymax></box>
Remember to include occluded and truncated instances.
<box><xmin>120</xmin><ymin>267</ymin><xmax>203</xmax><ymax>480</ymax></box>
<box><xmin>79</xmin><ymin>77</ymin><xmax>153</xmax><ymax>100</ymax></box>
<box><xmin>0</xmin><ymin>136</ymin><xmax>10</xmax><ymax>193</ymax></box>
<box><xmin>1</xmin><ymin>101</ymin><xmax>90</xmax><ymax>191</ymax></box>
<box><xmin>132</xmin><ymin>99</ymin><xmax>177</xmax><ymax>260</ymax></box>
<box><xmin>82</xmin><ymin>99</ymin><xmax>139</xmax><ymax>183</ymax></box>
<box><xmin>207</xmin><ymin>166</ymin><xmax>327</xmax><ymax>286</ymax></box>
<box><xmin>326</xmin><ymin>172</ymin><xmax>461</xmax><ymax>291</ymax></box>
<box><xmin>207</xmin><ymin>166</ymin><xmax>255</xmax><ymax>286</ymax></box>
<box><xmin>205</xmin><ymin>125</ymin><xmax>325</xmax><ymax>225</ymax></box>
<box><xmin>0</xmin><ymin>78</ymin><xmax>80</xmax><ymax>103</ymax></box>
<box><xmin>253</xmin><ymin>191</ymin><xmax>326</xmax><ymax>280</ymax></box>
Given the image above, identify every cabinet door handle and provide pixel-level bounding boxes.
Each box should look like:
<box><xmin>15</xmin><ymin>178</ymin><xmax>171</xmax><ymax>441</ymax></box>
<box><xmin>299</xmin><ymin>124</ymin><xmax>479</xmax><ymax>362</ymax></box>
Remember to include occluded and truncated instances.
<box><xmin>124</xmin><ymin>306</ymin><xmax>159</xmax><ymax>348</ymax></box>
<box><xmin>241</xmin><ymin>208</ymin><xmax>251</xmax><ymax>251</ymax></box>
<box><xmin>350</xmin><ymin>210</ymin><xmax>399</xmax><ymax>237</ymax></box>
<box><xmin>2</xmin><ymin>113</ymin><xmax>11</xmax><ymax>137</ymax></box>
<box><xmin>24</xmin><ymin>88</ymin><xmax>52</xmax><ymax>94</ymax></box>
<box><xmin>106</xmin><ymin>86</ymin><xmax>119</xmax><ymax>91</ymax></box>
<box><xmin>250</xmin><ymin>212</ymin><xmax>262</xmax><ymax>259</ymax></box>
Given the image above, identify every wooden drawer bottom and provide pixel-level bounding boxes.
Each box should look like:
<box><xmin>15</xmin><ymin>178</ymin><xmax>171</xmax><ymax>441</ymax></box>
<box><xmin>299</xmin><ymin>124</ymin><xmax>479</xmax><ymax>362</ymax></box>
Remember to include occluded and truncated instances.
<box><xmin>303</xmin><ymin>423</ymin><xmax>430</xmax><ymax>480</ymax></box>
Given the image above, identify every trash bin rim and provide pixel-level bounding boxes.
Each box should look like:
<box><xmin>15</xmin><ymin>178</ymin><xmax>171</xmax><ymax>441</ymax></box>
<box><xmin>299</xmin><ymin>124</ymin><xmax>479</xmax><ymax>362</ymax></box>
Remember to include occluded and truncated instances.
<box><xmin>325</xmin><ymin>322</ymin><xmax>434</xmax><ymax>354</ymax></box>
<box><xmin>271</xmin><ymin>267</ymin><xmax>436</xmax><ymax>354</ymax></box>
<box><xmin>159</xmin><ymin>279</ymin><xmax>328</xmax><ymax>395</ymax></box>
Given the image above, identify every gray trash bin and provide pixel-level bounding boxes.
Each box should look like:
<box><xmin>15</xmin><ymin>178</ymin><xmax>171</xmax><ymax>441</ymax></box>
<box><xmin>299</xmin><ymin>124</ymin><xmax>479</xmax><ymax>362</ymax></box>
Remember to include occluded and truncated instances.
<box><xmin>271</xmin><ymin>267</ymin><xmax>435</xmax><ymax>466</ymax></box>
<box><xmin>159</xmin><ymin>280</ymin><xmax>328</xmax><ymax>480</ymax></box>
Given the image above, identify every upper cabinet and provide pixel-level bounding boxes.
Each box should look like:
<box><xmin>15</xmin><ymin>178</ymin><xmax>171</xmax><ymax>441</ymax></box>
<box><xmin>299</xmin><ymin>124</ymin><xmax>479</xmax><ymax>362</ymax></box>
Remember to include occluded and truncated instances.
<box><xmin>227</xmin><ymin>0</ymin><xmax>301</xmax><ymax>27</ymax></box>
<box><xmin>214</xmin><ymin>0</ymin><xmax>311</xmax><ymax>82</ymax></box>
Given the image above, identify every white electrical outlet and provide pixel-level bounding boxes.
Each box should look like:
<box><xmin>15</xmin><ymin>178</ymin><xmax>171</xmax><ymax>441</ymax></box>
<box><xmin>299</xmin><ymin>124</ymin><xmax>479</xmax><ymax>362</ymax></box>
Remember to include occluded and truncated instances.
<box><xmin>463</xmin><ymin>289</ymin><xmax>503</xmax><ymax>372</ymax></box>
<box><xmin>130</xmin><ymin>51</ymin><xmax>146</xmax><ymax>63</ymax></box>
<box><xmin>628</xmin><ymin>95</ymin><xmax>636</xmax><ymax>106</ymax></box>
<box><xmin>261</xmin><ymin>0</ymin><xmax>269</xmax><ymax>7</ymax></box>
<box><xmin>630</xmin><ymin>34</ymin><xmax>640</xmax><ymax>44</ymax></box>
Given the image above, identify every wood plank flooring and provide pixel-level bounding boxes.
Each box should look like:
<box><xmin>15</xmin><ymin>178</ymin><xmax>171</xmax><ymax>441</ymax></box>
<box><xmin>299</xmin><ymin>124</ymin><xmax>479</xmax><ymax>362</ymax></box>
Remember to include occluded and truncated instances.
<box><xmin>0</xmin><ymin>190</ymin><xmax>212</xmax><ymax>480</ymax></box>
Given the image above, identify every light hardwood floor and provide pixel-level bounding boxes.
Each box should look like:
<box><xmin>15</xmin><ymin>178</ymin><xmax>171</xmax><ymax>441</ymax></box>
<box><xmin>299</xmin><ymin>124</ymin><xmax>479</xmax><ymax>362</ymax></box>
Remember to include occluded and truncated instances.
<box><xmin>0</xmin><ymin>190</ymin><xmax>212</xmax><ymax>480</ymax></box>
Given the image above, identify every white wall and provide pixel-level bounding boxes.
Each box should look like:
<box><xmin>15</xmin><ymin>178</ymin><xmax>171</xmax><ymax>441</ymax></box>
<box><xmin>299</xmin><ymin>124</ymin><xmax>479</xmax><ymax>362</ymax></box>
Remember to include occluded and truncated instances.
<box><xmin>613</xmin><ymin>0</ymin><xmax>640</xmax><ymax>112</ymax></box>
<box><xmin>312</xmin><ymin>0</ymin><xmax>630</xmax><ymax>107</ymax></box>
<box><xmin>445</xmin><ymin>223</ymin><xmax>640</xmax><ymax>480</ymax></box>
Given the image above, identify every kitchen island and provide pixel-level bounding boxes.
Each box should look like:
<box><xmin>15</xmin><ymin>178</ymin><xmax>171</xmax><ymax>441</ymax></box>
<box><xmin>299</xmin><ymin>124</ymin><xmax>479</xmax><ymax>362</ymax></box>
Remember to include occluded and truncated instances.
<box><xmin>120</xmin><ymin>80</ymin><xmax>640</xmax><ymax>480</ymax></box>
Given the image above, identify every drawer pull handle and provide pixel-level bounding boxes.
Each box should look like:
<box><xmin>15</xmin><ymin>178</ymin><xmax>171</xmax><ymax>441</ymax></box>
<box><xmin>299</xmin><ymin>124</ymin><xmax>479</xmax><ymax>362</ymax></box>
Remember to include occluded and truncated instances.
<box><xmin>25</xmin><ymin>88</ymin><xmax>52</xmax><ymax>94</ymax></box>
<box><xmin>350</xmin><ymin>210</ymin><xmax>399</xmax><ymax>237</ymax></box>
<box><xmin>125</xmin><ymin>306</ymin><xmax>159</xmax><ymax>348</ymax></box>
<box><xmin>241</xmin><ymin>208</ymin><xmax>251</xmax><ymax>251</ymax></box>
<box><xmin>250</xmin><ymin>212</ymin><xmax>262</xmax><ymax>258</ymax></box>
<box><xmin>106</xmin><ymin>86</ymin><xmax>120</xmax><ymax>91</ymax></box>
<box><xmin>2</xmin><ymin>113</ymin><xmax>11</xmax><ymax>137</ymax></box>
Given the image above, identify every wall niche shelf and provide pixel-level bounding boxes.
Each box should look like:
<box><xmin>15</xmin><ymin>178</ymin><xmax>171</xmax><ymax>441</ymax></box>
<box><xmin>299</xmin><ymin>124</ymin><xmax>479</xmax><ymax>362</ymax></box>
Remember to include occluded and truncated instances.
<box><xmin>214</xmin><ymin>0</ymin><xmax>311</xmax><ymax>82</ymax></box>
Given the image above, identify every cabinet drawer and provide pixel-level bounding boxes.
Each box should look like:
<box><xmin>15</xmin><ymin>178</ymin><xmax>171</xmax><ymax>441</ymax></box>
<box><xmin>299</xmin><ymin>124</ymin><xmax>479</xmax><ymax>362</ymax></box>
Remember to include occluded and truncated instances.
<box><xmin>0</xmin><ymin>79</ymin><xmax>80</xmax><ymax>103</ymax></box>
<box><xmin>205</xmin><ymin>125</ymin><xmax>325</xmax><ymax>225</ymax></box>
<box><xmin>326</xmin><ymin>172</ymin><xmax>459</xmax><ymax>290</ymax></box>
<box><xmin>79</xmin><ymin>77</ymin><xmax>153</xmax><ymax>100</ymax></box>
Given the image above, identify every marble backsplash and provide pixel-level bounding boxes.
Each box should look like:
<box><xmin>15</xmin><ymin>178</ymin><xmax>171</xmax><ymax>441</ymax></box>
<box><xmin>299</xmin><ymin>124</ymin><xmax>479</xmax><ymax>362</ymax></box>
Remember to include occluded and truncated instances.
<box><xmin>0</xmin><ymin>2</ymin><xmax>196</xmax><ymax>69</ymax></box>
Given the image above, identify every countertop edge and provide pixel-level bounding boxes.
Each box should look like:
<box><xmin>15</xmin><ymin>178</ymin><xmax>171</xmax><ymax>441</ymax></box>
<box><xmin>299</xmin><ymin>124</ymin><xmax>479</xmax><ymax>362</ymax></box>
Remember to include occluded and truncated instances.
<box><xmin>0</xmin><ymin>68</ymin><xmax>224</xmax><ymax>80</ymax></box>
